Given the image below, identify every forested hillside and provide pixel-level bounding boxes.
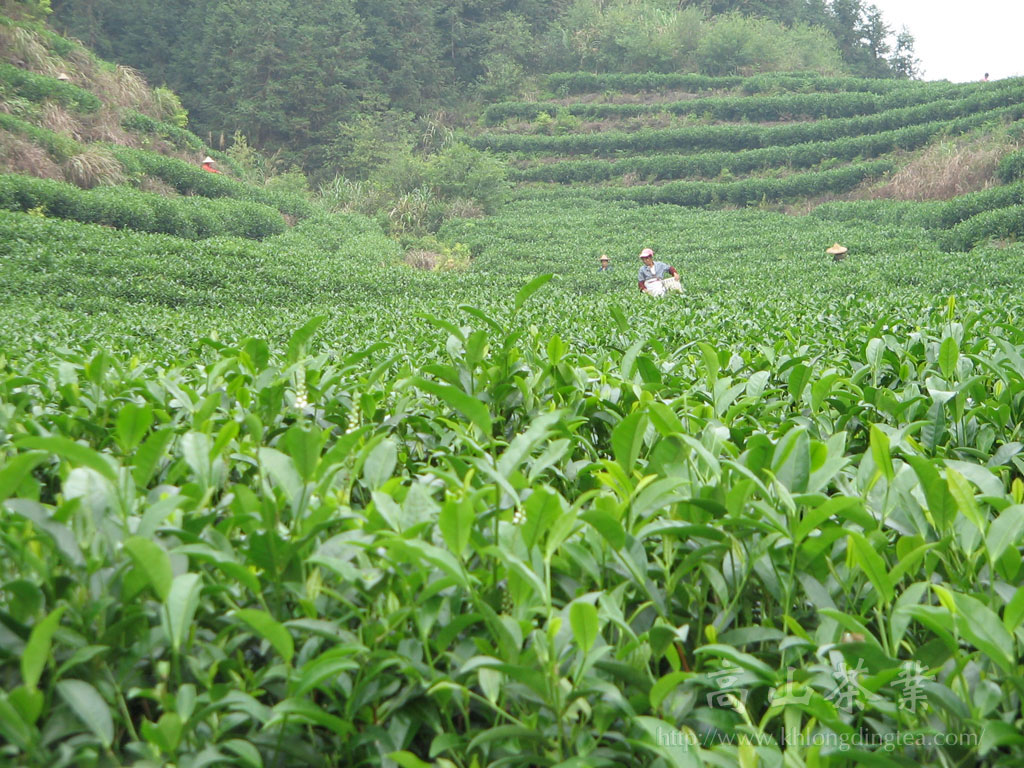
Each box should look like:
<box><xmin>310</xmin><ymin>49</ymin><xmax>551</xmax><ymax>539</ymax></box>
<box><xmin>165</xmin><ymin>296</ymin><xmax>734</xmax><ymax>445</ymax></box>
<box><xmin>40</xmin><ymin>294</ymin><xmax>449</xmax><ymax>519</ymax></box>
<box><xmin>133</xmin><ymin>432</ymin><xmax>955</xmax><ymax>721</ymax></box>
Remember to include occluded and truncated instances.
<box><xmin>44</xmin><ymin>0</ymin><xmax>918</xmax><ymax>177</ymax></box>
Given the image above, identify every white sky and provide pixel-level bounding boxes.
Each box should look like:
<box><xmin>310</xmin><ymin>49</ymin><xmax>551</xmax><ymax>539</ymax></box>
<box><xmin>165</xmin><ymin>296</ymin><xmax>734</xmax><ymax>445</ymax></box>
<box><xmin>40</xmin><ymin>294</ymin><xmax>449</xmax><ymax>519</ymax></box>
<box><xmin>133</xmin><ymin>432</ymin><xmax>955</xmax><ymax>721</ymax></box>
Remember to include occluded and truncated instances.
<box><xmin>869</xmin><ymin>0</ymin><xmax>1024</xmax><ymax>82</ymax></box>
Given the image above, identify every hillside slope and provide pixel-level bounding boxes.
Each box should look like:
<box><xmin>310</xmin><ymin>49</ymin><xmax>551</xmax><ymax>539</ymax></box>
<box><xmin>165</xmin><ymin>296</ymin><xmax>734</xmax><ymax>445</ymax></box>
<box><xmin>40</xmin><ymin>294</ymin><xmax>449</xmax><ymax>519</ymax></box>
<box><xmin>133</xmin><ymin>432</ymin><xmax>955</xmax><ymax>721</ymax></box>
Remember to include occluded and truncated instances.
<box><xmin>0</xmin><ymin>16</ymin><xmax>311</xmax><ymax>238</ymax></box>
<box><xmin>471</xmin><ymin>71</ymin><xmax>1024</xmax><ymax>208</ymax></box>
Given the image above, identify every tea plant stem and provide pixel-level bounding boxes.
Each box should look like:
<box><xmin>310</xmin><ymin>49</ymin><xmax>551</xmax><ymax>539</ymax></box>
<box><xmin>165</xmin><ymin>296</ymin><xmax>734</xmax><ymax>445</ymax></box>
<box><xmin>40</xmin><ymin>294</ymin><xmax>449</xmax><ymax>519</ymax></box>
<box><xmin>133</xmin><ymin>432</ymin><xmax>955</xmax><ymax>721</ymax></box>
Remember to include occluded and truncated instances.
<box><xmin>103</xmin><ymin>663</ymin><xmax>140</xmax><ymax>742</ymax></box>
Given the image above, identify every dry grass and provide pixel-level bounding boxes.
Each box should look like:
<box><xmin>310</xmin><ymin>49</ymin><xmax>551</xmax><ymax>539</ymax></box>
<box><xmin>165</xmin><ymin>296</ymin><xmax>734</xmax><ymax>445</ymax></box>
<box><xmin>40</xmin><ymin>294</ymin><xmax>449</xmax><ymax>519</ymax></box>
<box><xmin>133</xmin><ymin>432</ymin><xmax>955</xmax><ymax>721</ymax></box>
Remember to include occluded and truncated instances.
<box><xmin>0</xmin><ymin>131</ymin><xmax>63</xmax><ymax>178</ymax></box>
<box><xmin>405</xmin><ymin>250</ymin><xmax>443</xmax><ymax>270</ymax></box>
<box><xmin>867</xmin><ymin>136</ymin><xmax>1014</xmax><ymax>201</ymax></box>
<box><xmin>445</xmin><ymin>198</ymin><xmax>485</xmax><ymax>219</ymax></box>
<box><xmin>40</xmin><ymin>103</ymin><xmax>83</xmax><ymax>141</ymax></box>
<box><xmin>80</xmin><ymin>108</ymin><xmax>141</xmax><ymax>147</ymax></box>
<box><xmin>116</xmin><ymin>65</ymin><xmax>154</xmax><ymax>111</ymax></box>
<box><xmin>0</xmin><ymin>26</ymin><xmax>58</xmax><ymax>71</ymax></box>
<box><xmin>138</xmin><ymin>176</ymin><xmax>177</xmax><ymax>195</ymax></box>
<box><xmin>63</xmin><ymin>147</ymin><xmax>126</xmax><ymax>188</ymax></box>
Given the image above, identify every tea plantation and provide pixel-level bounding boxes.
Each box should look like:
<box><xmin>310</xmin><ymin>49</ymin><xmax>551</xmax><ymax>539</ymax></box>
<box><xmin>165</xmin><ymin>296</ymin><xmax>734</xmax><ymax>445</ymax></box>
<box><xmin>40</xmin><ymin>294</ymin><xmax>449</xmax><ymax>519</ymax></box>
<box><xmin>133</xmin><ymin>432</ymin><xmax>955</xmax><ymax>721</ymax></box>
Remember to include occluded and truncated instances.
<box><xmin>5</xmin><ymin>20</ymin><xmax>1024</xmax><ymax>768</ymax></box>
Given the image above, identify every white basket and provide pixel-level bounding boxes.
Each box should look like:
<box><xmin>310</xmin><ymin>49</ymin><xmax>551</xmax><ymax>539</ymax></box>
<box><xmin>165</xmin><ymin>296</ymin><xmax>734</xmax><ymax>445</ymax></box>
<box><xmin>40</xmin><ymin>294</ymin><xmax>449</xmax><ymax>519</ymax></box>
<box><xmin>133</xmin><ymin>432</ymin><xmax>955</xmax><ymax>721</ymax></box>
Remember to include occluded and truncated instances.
<box><xmin>645</xmin><ymin>278</ymin><xmax>666</xmax><ymax>297</ymax></box>
<box><xmin>662</xmin><ymin>276</ymin><xmax>682</xmax><ymax>292</ymax></box>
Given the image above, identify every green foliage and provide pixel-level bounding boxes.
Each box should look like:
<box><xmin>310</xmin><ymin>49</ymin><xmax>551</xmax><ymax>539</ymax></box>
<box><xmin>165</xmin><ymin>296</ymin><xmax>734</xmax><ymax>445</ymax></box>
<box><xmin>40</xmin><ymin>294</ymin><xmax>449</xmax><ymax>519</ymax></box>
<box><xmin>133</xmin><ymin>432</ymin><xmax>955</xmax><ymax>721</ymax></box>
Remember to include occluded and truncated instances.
<box><xmin>484</xmin><ymin>85</ymin><xmax>967</xmax><ymax>126</ymax></box>
<box><xmin>111</xmin><ymin>147</ymin><xmax>313</xmax><ymax>218</ymax></box>
<box><xmin>44</xmin><ymin>0</ymin><xmax>917</xmax><ymax>171</ymax></box>
<box><xmin>0</xmin><ymin>110</ymin><xmax>81</xmax><ymax>160</ymax></box>
<box><xmin>121</xmin><ymin>109</ymin><xmax>205</xmax><ymax>152</ymax></box>
<box><xmin>997</xmin><ymin>149</ymin><xmax>1024</xmax><ymax>183</ymax></box>
<box><xmin>151</xmin><ymin>85</ymin><xmax>188</xmax><ymax>127</ymax></box>
<box><xmin>0</xmin><ymin>172</ymin><xmax>286</xmax><ymax>238</ymax></box>
<box><xmin>0</xmin><ymin>61</ymin><xmax>100</xmax><ymax>111</ymax></box>
<box><xmin>510</xmin><ymin>112</ymin><xmax>1007</xmax><ymax>184</ymax></box>
<box><xmin>5</xmin><ymin>199</ymin><xmax>1024</xmax><ymax>766</ymax></box>
<box><xmin>426</xmin><ymin>143</ymin><xmax>509</xmax><ymax>214</ymax></box>
<box><xmin>696</xmin><ymin>13</ymin><xmax>841</xmax><ymax>76</ymax></box>
<box><xmin>326</xmin><ymin>110</ymin><xmax>417</xmax><ymax>183</ymax></box>
<box><xmin>940</xmin><ymin>204</ymin><xmax>1024</xmax><ymax>251</ymax></box>
<box><xmin>473</xmin><ymin>83</ymin><xmax>1024</xmax><ymax>156</ymax></box>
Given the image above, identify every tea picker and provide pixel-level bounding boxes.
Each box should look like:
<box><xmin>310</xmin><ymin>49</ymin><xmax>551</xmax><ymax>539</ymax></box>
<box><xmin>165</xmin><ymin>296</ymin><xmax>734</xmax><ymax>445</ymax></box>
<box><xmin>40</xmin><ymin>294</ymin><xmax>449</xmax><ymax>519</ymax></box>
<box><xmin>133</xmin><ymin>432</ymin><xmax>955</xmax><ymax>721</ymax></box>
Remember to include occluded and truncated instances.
<box><xmin>826</xmin><ymin>243</ymin><xmax>848</xmax><ymax>262</ymax></box>
<box><xmin>637</xmin><ymin>247</ymin><xmax>681</xmax><ymax>296</ymax></box>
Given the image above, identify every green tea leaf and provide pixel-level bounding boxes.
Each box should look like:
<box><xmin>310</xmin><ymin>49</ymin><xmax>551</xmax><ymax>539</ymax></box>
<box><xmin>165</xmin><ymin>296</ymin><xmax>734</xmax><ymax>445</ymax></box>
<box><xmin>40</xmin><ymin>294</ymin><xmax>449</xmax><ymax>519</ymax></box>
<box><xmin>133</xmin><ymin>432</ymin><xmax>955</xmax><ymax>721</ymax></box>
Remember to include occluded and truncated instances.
<box><xmin>57</xmin><ymin>679</ymin><xmax>113</xmax><ymax>748</ymax></box>
<box><xmin>163</xmin><ymin>573</ymin><xmax>202</xmax><ymax>653</ymax></box>
<box><xmin>0</xmin><ymin>451</ymin><xmax>48</xmax><ymax>501</ymax></box>
<box><xmin>514</xmin><ymin>273</ymin><xmax>553</xmax><ymax>312</ymax></box>
<box><xmin>938</xmin><ymin>336</ymin><xmax>959</xmax><ymax>380</ymax></box>
<box><xmin>362</xmin><ymin>438</ymin><xmax>397</xmax><ymax>491</ymax></box>
<box><xmin>848</xmin><ymin>532</ymin><xmax>894</xmax><ymax>604</ymax></box>
<box><xmin>234</xmin><ymin>609</ymin><xmax>294</xmax><ymax>665</ymax></box>
<box><xmin>286</xmin><ymin>315</ymin><xmax>326</xmax><ymax>363</ymax></box>
<box><xmin>116</xmin><ymin>402</ymin><xmax>153</xmax><ymax>453</ymax></box>
<box><xmin>21</xmin><ymin>605</ymin><xmax>66</xmax><ymax>691</ymax></box>
<box><xmin>439</xmin><ymin>495</ymin><xmax>474</xmax><ymax>557</ymax></box>
<box><xmin>612</xmin><ymin>411</ymin><xmax>647</xmax><ymax>473</ymax></box>
<box><xmin>412</xmin><ymin>377</ymin><xmax>492</xmax><ymax>436</ymax></box>
<box><xmin>123</xmin><ymin>536</ymin><xmax>173</xmax><ymax>602</ymax></box>
<box><xmin>869</xmin><ymin>424</ymin><xmax>894</xmax><ymax>482</ymax></box>
<box><xmin>16</xmin><ymin>436</ymin><xmax>117</xmax><ymax>482</ymax></box>
<box><xmin>568</xmin><ymin>601</ymin><xmax>599</xmax><ymax>653</ymax></box>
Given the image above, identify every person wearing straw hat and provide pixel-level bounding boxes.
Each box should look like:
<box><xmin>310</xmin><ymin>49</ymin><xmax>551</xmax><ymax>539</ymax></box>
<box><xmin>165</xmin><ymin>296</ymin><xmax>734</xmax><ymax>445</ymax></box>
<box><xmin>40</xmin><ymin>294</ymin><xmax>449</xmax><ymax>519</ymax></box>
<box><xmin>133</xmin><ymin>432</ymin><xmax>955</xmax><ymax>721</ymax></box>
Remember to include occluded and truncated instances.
<box><xmin>598</xmin><ymin>254</ymin><xmax>612</xmax><ymax>272</ymax></box>
<box><xmin>637</xmin><ymin>247</ymin><xmax>678</xmax><ymax>292</ymax></box>
<box><xmin>826</xmin><ymin>243</ymin><xmax>848</xmax><ymax>262</ymax></box>
<box><xmin>201</xmin><ymin>156</ymin><xmax>222</xmax><ymax>174</ymax></box>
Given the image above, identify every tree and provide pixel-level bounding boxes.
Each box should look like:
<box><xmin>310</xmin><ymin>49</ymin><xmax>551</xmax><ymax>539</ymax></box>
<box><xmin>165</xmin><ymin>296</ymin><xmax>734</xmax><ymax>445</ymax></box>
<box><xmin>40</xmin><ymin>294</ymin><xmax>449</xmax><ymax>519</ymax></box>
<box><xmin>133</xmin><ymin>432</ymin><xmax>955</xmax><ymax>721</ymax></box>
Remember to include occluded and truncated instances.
<box><xmin>888</xmin><ymin>27</ymin><xmax>921</xmax><ymax>79</ymax></box>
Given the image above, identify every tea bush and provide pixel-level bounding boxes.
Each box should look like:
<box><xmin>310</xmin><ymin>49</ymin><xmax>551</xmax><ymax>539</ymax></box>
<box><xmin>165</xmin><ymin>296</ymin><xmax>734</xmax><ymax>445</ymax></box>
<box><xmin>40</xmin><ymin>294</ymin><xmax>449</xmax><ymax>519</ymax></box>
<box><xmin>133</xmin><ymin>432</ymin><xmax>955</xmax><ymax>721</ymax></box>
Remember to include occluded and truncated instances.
<box><xmin>997</xmin><ymin>149</ymin><xmax>1024</xmax><ymax>183</ymax></box>
<box><xmin>5</xmin><ymin>199</ymin><xmax>1024</xmax><ymax>766</ymax></box>
<box><xmin>0</xmin><ymin>173</ymin><xmax>285</xmax><ymax>238</ymax></box>
<box><xmin>939</xmin><ymin>204</ymin><xmax>1024</xmax><ymax>251</ymax></box>
<box><xmin>472</xmin><ymin>86</ymin><xmax>1024</xmax><ymax>156</ymax></box>
<box><xmin>0</xmin><ymin>61</ymin><xmax>101</xmax><ymax>111</ymax></box>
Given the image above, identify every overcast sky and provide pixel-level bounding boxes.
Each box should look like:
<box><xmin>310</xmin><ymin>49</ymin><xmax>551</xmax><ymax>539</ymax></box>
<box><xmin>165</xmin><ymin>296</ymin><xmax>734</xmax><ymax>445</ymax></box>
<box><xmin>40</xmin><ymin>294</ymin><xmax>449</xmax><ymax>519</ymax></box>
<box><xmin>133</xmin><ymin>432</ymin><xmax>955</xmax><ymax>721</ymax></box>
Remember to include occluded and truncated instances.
<box><xmin>869</xmin><ymin>0</ymin><xmax>1024</xmax><ymax>82</ymax></box>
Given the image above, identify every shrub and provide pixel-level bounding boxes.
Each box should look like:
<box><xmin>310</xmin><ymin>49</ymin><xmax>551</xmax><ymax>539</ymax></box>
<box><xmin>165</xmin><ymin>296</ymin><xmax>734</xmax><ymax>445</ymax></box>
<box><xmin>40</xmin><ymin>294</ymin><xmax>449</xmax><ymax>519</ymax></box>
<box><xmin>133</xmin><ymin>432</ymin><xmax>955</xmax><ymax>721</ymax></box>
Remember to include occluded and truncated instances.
<box><xmin>0</xmin><ymin>111</ymin><xmax>81</xmax><ymax>161</ymax></box>
<box><xmin>940</xmin><ymin>205</ymin><xmax>1024</xmax><ymax>251</ymax></box>
<box><xmin>151</xmin><ymin>86</ymin><xmax>188</xmax><ymax>128</ymax></box>
<box><xmin>0</xmin><ymin>173</ymin><xmax>284</xmax><ymax>239</ymax></box>
<box><xmin>0</xmin><ymin>62</ymin><xmax>100</xmax><ymax>111</ymax></box>
<box><xmin>84</xmin><ymin>185</ymin><xmax>156</xmax><ymax>229</ymax></box>
<box><xmin>998</xmin><ymin>150</ymin><xmax>1024</xmax><ymax>183</ymax></box>
<box><xmin>121</xmin><ymin>109</ymin><xmax>205</xmax><ymax>151</ymax></box>
<box><xmin>427</xmin><ymin>143</ymin><xmax>509</xmax><ymax>214</ymax></box>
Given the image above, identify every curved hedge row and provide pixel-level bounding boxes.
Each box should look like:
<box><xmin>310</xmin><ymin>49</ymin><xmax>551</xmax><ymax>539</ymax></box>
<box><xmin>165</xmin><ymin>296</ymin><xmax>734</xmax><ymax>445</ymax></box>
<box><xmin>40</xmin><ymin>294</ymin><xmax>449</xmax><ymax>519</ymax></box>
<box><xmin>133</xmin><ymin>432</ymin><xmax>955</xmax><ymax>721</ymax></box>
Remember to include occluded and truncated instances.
<box><xmin>472</xmin><ymin>86</ymin><xmax>1024</xmax><ymax>156</ymax></box>
<box><xmin>112</xmin><ymin>147</ymin><xmax>314</xmax><ymax>218</ymax></box>
<box><xmin>485</xmin><ymin>84</ymin><xmax>968</xmax><ymax>126</ymax></box>
<box><xmin>121</xmin><ymin>109</ymin><xmax>206</xmax><ymax>152</ymax></box>
<box><xmin>544</xmin><ymin>71</ymin><xmax>963</xmax><ymax>96</ymax></box>
<box><xmin>545</xmin><ymin>72</ymin><xmax>742</xmax><ymax>94</ymax></box>
<box><xmin>515</xmin><ymin>159</ymin><xmax>893</xmax><ymax>208</ymax></box>
<box><xmin>0</xmin><ymin>111</ymin><xmax>82</xmax><ymax>161</ymax></box>
<box><xmin>509</xmin><ymin>107</ymin><xmax>1023</xmax><ymax>184</ymax></box>
<box><xmin>0</xmin><ymin>62</ymin><xmax>101</xmax><ymax>112</ymax></box>
<box><xmin>809</xmin><ymin>200</ymin><xmax>946</xmax><ymax>229</ymax></box>
<box><xmin>932</xmin><ymin>182</ymin><xmax>1024</xmax><ymax>229</ymax></box>
<box><xmin>940</xmin><ymin>204</ymin><xmax>1024</xmax><ymax>251</ymax></box>
<box><xmin>738</xmin><ymin>72</ymin><xmax>953</xmax><ymax>95</ymax></box>
<box><xmin>810</xmin><ymin>182</ymin><xmax>1024</xmax><ymax>241</ymax></box>
<box><xmin>0</xmin><ymin>173</ymin><xmax>286</xmax><ymax>239</ymax></box>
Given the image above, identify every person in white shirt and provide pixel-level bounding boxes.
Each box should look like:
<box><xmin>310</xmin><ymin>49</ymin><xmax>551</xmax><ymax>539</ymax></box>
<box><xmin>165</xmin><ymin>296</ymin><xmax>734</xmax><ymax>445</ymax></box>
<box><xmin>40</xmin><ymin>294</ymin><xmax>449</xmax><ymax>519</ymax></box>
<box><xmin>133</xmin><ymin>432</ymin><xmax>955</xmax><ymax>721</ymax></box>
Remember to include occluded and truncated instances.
<box><xmin>637</xmin><ymin>248</ymin><xmax>679</xmax><ymax>292</ymax></box>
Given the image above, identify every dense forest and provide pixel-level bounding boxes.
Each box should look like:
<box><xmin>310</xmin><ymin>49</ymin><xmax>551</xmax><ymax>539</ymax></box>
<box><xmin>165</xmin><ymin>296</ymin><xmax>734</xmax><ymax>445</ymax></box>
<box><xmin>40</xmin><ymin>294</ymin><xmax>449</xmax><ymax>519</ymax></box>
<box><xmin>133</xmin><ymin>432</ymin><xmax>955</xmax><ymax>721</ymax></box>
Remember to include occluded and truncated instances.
<box><xmin>45</xmin><ymin>0</ymin><xmax>918</xmax><ymax>178</ymax></box>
